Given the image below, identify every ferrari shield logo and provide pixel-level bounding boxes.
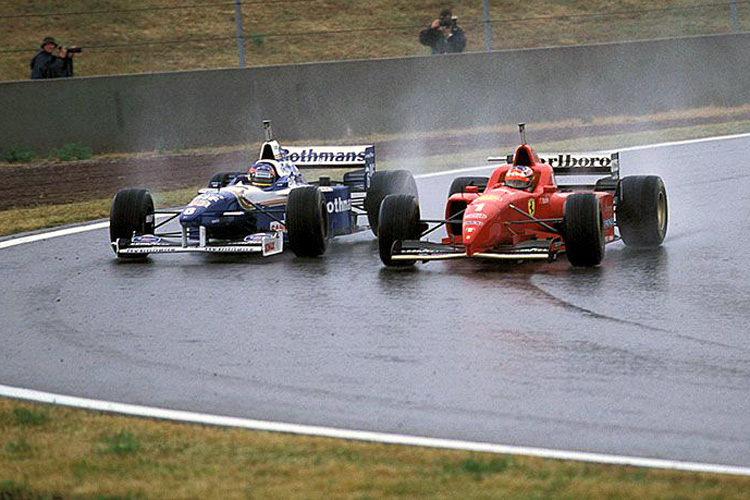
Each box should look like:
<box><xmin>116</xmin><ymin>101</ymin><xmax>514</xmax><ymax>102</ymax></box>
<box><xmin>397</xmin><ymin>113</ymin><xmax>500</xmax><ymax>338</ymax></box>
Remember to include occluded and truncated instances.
<box><xmin>528</xmin><ymin>199</ymin><xmax>536</xmax><ymax>217</ymax></box>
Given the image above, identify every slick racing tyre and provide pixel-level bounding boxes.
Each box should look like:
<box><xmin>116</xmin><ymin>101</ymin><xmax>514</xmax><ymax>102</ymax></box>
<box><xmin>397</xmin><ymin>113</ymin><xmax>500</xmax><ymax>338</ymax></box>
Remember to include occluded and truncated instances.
<box><xmin>616</xmin><ymin>175</ymin><xmax>668</xmax><ymax>247</ymax></box>
<box><xmin>109</xmin><ymin>188</ymin><xmax>155</xmax><ymax>258</ymax></box>
<box><xmin>287</xmin><ymin>186</ymin><xmax>328</xmax><ymax>257</ymax></box>
<box><xmin>563</xmin><ymin>193</ymin><xmax>605</xmax><ymax>267</ymax></box>
<box><xmin>448</xmin><ymin>176</ymin><xmax>489</xmax><ymax>197</ymax></box>
<box><xmin>378</xmin><ymin>194</ymin><xmax>421</xmax><ymax>267</ymax></box>
<box><xmin>365</xmin><ymin>170</ymin><xmax>418</xmax><ymax>236</ymax></box>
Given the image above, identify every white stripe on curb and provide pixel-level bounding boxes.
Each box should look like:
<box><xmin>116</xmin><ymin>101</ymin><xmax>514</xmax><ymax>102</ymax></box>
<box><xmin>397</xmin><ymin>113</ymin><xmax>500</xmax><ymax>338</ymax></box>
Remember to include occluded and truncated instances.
<box><xmin>2</xmin><ymin>384</ymin><xmax>749</xmax><ymax>476</ymax></box>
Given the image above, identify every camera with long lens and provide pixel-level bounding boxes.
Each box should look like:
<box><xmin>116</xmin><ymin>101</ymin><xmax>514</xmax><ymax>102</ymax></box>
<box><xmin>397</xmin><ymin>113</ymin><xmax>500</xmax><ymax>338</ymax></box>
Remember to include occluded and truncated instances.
<box><xmin>64</xmin><ymin>46</ymin><xmax>82</xmax><ymax>54</ymax></box>
<box><xmin>439</xmin><ymin>16</ymin><xmax>457</xmax><ymax>28</ymax></box>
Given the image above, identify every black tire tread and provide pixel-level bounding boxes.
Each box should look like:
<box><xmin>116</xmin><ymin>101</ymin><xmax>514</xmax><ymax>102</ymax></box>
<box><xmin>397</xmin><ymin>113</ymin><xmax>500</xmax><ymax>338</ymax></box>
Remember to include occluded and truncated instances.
<box><xmin>365</xmin><ymin>170</ymin><xmax>418</xmax><ymax>236</ymax></box>
<box><xmin>617</xmin><ymin>175</ymin><xmax>668</xmax><ymax>247</ymax></box>
<box><xmin>564</xmin><ymin>193</ymin><xmax>605</xmax><ymax>267</ymax></box>
<box><xmin>286</xmin><ymin>186</ymin><xmax>328</xmax><ymax>257</ymax></box>
<box><xmin>378</xmin><ymin>194</ymin><xmax>420</xmax><ymax>267</ymax></box>
<box><xmin>109</xmin><ymin>188</ymin><xmax>155</xmax><ymax>258</ymax></box>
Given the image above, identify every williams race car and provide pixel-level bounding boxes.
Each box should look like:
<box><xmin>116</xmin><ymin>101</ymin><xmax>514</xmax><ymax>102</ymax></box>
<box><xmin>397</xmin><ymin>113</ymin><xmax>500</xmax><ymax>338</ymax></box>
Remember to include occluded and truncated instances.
<box><xmin>109</xmin><ymin>121</ymin><xmax>417</xmax><ymax>259</ymax></box>
<box><xmin>378</xmin><ymin>123</ymin><xmax>667</xmax><ymax>268</ymax></box>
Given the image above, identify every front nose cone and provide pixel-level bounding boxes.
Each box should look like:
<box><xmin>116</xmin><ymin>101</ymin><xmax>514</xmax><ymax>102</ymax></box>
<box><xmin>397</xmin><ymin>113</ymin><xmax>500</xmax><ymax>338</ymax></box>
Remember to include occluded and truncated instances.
<box><xmin>180</xmin><ymin>205</ymin><xmax>208</xmax><ymax>224</ymax></box>
<box><xmin>463</xmin><ymin>199</ymin><xmax>501</xmax><ymax>255</ymax></box>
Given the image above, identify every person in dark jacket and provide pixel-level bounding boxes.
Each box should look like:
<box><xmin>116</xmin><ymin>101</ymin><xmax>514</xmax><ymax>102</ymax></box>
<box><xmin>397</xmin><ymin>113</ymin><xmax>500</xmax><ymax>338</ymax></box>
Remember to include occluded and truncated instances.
<box><xmin>30</xmin><ymin>37</ymin><xmax>75</xmax><ymax>79</ymax></box>
<box><xmin>419</xmin><ymin>8</ymin><xmax>466</xmax><ymax>54</ymax></box>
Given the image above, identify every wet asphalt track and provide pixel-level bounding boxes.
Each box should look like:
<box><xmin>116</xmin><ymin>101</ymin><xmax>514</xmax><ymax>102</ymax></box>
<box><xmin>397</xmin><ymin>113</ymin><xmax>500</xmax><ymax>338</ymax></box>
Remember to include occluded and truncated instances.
<box><xmin>2</xmin><ymin>136</ymin><xmax>749</xmax><ymax>467</ymax></box>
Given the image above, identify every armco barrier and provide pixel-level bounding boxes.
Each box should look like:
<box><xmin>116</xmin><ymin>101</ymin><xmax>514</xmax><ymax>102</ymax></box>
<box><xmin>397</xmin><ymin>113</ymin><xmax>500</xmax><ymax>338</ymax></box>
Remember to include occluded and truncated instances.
<box><xmin>1</xmin><ymin>33</ymin><xmax>747</xmax><ymax>155</ymax></box>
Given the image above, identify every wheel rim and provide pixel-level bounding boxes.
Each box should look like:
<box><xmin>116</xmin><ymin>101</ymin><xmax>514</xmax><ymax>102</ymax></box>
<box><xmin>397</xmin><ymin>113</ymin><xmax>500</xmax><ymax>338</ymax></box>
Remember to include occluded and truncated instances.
<box><xmin>656</xmin><ymin>191</ymin><xmax>667</xmax><ymax>234</ymax></box>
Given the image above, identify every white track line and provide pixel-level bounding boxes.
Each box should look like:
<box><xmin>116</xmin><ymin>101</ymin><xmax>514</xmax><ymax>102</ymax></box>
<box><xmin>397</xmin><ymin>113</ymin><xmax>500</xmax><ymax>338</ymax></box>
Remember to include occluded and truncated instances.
<box><xmin>0</xmin><ymin>221</ymin><xmax>109</xmax><ymax>250</ymax></box>
<box><xmin>615</xmin><ymin>131</ymin><xmax>750</xmax><ymax>152</ymax></box>
<box><xmin>2</xmin><ymin>384</ymin><xmax>749</xmax><ymax>476</ymax></box>
<box><xmin>3</xmin><ymin>132</ymin><xmax>750</xmax><ymax>476</ymax></box>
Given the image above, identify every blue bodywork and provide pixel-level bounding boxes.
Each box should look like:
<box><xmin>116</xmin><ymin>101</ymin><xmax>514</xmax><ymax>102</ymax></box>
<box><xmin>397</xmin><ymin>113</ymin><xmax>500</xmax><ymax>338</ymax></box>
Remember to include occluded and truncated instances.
<box><xmin>178</xmin><ymin>144</ymin><xmax>375</xmax><ymax>241</ymax></box>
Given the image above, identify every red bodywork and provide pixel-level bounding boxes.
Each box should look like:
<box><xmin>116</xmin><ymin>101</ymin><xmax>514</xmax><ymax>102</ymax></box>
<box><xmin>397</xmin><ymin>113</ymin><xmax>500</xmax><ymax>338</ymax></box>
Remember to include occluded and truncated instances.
<box><xmin>443</xmin><ymin>144</ymin><xmax>615</xmax><ymax>256</ymax></box>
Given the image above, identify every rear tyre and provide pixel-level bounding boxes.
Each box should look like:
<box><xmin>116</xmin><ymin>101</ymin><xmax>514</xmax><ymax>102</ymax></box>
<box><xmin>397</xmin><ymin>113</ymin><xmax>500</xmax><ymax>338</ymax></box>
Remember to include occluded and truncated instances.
<box><xmin>616</xmin><ymin>175</ymin><xmax>668</xmax><ymax>247</ymax></box>
<box><xmin>365</xmin><ymin>170</ymin><xmax>418</xmax><ymax>236</ymax></box>
<box><xmin>287</xmin><ymin>186</ymin><xmax>328</xmax><ymax>257</ymax></box>
<box><xmin>378</xmin><ymin>194</ymin><xmax>421</xmax><ymax>267</ymax></box>
<box><xmin>563</xmin><ymin>193</ymin><xmax>605</xmax><ymax>267</ymax></box>
<box><xmin>448</xmin><ymin>176</ymin><xmax>489</xmax><ymax>196</ymax></box>
<box><xmin>109</xmin><ymin>188</ymin><xmax>155</xmax><ymax>258</ymax></box>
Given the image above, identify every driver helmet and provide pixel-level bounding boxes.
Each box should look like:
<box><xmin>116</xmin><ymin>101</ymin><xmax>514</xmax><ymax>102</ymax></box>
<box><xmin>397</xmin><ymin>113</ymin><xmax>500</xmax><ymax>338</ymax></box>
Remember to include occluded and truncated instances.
<box><xmin>505</xmin><ymin>166</ymin><xmax>534</xmax><ymax>190</ymax></box>
<box><xmin>249</xmin><ymin>161</ymin><xmax>278</xmax><ymax>187</ymax></box>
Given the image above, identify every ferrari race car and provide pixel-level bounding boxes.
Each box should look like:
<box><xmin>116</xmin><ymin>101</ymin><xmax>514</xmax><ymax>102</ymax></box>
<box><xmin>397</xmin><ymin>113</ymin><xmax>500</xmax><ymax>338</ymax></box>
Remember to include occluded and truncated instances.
<box><xmin>378</xmin><ymin>123</ymin><xmax>668</xmax><ymax>268</ymax></box>
<box><xmin>109</xmin><ymin>121</ymin><xmax>417</xmax><ymax>259</ymax></box>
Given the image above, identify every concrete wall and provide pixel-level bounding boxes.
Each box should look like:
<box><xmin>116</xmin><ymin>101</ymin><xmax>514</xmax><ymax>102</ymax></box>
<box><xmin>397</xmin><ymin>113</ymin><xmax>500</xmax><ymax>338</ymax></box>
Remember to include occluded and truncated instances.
<box><xmin>1</xmin><ymin>33</ymin><xmax>747</xmax><ymax>155</ymax></box>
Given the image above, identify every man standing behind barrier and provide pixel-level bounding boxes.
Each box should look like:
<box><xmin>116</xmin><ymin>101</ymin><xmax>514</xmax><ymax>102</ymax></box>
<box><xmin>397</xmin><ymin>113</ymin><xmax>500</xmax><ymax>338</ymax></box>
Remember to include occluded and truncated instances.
<box><xmin>419</xmin><ymin>8</ymin><xmax>466</xmax><ymax>54</ymax></box>
<box><xmin>30</xmin><ymin>37</ymin><xmax>77</xmax><ymax>79</ymax></box>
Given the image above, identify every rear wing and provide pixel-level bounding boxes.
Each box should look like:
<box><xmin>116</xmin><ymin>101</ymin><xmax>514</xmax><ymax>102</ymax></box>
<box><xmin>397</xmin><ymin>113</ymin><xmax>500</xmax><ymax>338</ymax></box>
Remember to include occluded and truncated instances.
<box><xmin>283</xmin><ymin>145</ymin><xmax>375</xmax><ymax>190</ymax></box>
<box><xmin>488</xmin><ymin>152</ymin><xmax>620</xmax><ymax>190</ymax></box>
<box><xmin>257</xmin><ymin>121</ymin><xmax>374</xmax><ymax>188</ymax></box>
<box><xmin>283</xmin><ymin>145</ymin><xmax>374</xmax><ymax>167</ymax></box>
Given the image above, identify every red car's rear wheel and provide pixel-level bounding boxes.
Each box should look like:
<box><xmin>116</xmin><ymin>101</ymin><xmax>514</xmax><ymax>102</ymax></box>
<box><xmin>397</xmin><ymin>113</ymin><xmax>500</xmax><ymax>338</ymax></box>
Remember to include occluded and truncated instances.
<box><xmin>616</xmin><ymin>175</ymin><xmax>668</xmax><ymax>247</ymax></box>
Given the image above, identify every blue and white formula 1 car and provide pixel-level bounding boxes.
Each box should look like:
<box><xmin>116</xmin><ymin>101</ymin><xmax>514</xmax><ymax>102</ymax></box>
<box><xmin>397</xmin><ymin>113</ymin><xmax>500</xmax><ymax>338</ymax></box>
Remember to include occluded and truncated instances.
<box><xmin>109</xmin><ymin>121</ymin><xmax>417</xmax><ymax>259</ymax></box>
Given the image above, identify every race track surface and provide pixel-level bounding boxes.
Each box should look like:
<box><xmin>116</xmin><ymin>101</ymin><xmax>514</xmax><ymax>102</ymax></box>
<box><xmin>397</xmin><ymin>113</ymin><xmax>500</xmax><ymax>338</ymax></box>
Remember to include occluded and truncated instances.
<box><xmin>2</xmin><ymin>136</ymin><xmax>749</xmax><ymax>468</ymax></box>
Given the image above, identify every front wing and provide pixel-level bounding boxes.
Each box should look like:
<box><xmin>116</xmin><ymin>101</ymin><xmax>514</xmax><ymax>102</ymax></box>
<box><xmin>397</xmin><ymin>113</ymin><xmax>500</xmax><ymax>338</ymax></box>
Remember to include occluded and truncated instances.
<box><xmin>390</xmin><ymin>238</ymin><xmax>563</xmax><ymax>262</ymax></box>
<box><xmin>113</xmin><ymin>228</ymin><xmax>283</xmax><ymax>257</ymax></box>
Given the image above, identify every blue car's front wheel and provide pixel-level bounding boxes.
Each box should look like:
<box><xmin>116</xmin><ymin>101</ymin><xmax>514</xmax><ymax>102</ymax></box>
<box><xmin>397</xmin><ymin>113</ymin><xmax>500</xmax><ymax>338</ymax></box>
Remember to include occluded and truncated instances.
<box><xmin>287</xmin><ymin>186</ymin><xmax>328</xmax><ymax>257</ymax></box>
<box><xmin>109</xmin><ymin>188</ymin><xmax>154</xmax><ymax>258</ymax></box>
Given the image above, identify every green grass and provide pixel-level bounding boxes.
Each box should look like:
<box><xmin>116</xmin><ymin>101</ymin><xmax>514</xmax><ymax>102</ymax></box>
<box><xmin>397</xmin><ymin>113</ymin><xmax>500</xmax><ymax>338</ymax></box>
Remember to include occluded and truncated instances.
<box><xmin>1</xmin><ymin>0</ymin><xmax>747</xmax><ymax>81</ymax></box>
<box><xmin>1</xmin><ymin>145</ymin><xmax>36</xmax><ymax>163</ymax></box>
<box><xmin>96</xmin><ymin>431</ymin><xmax>142</xmax><ymax>456</ymax></box>
<box><xmin>48</xmin><ymin>143</ymin><xmax>93</xmax><ymax>162</ymax></box>
<box><xmin>0</xmin><ymin>188</ymin><xmax>195</xmax><ymax>237</ymax></box>
<box><xmin>13</xmin><ymin>408</ymin><xmax>50</xmax><ymax>427</ymax></box>
<box><xmin>2</xmin><ymin>398</ymin><xmax>750</xmax><ymax>500</ymax></box>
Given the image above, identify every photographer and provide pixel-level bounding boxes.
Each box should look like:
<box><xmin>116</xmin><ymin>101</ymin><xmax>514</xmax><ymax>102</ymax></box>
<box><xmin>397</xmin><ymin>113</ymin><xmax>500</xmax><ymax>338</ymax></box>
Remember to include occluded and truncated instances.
<box><xmin>30</xmin><ymin>37</ymin><xmax>80</xmax><ymax>79</ymax></box>
<box><xmin>419</xmin><ymin>9</ymin><xmax>466</xmax><ymax>54</ymax></box>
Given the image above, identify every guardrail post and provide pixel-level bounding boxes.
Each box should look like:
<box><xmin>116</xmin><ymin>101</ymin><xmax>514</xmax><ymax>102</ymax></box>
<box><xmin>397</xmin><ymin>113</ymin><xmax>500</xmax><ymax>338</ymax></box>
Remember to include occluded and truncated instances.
<box><xmin>234</xmin><ymin>0</ymin><xmax>246</xmax><ymax>67</ymax></box>
<box><xmin>482</xmin><ymin>0</ymin><xmax>494</xmax><ymax>51</ymax></box>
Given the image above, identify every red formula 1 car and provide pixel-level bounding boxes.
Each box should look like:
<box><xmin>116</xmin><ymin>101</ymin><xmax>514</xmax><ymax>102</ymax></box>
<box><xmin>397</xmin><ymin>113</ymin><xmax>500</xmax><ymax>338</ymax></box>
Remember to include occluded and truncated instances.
<box><xmin>378</xmin><ymin>124</ymin><xmax>668</xmax><ymax>267</ymax></box>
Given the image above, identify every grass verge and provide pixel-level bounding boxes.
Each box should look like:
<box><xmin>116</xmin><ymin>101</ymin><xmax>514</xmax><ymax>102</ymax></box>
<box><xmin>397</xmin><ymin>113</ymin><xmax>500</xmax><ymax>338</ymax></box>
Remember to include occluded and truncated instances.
<box><xmin>0</xmin><ymin>189</ymin><xmax>196</xmax><ymax>238</ymax></box>
<box><xmin>2</xmin><ymin>398</ymin><xmax>750</xmax><ymax>499</ymax></box>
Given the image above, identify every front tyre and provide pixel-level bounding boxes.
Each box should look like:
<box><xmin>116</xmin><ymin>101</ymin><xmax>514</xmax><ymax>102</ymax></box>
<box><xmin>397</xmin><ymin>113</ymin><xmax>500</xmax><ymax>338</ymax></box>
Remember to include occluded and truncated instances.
<box><xmin>365</xmin><ymin>170</ymin><xmax>418</xmax><ymax>236</ymax></box>
<box><xmin>378</xmin><ymin>194</ymin><xmax>421</xmax><ymax>267</ymax></box>
<box><xmin>617</xmin><ymin>175</ymin><xmax>668</xmax><ymax>247</ymax></box>
<box><xmin>286</xmin><ymin>186</ymin><xmax>328</xmax><ymax>257</ymax></box>
<box><xmin>563</xmin><ymin>193</ymin><xmax>605</xmax><ymax>267</ymax></box>
<box><xmin>109</xmin><ymin>188</ymin><xmax>155</xmax><ymax>258</ymax></box>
